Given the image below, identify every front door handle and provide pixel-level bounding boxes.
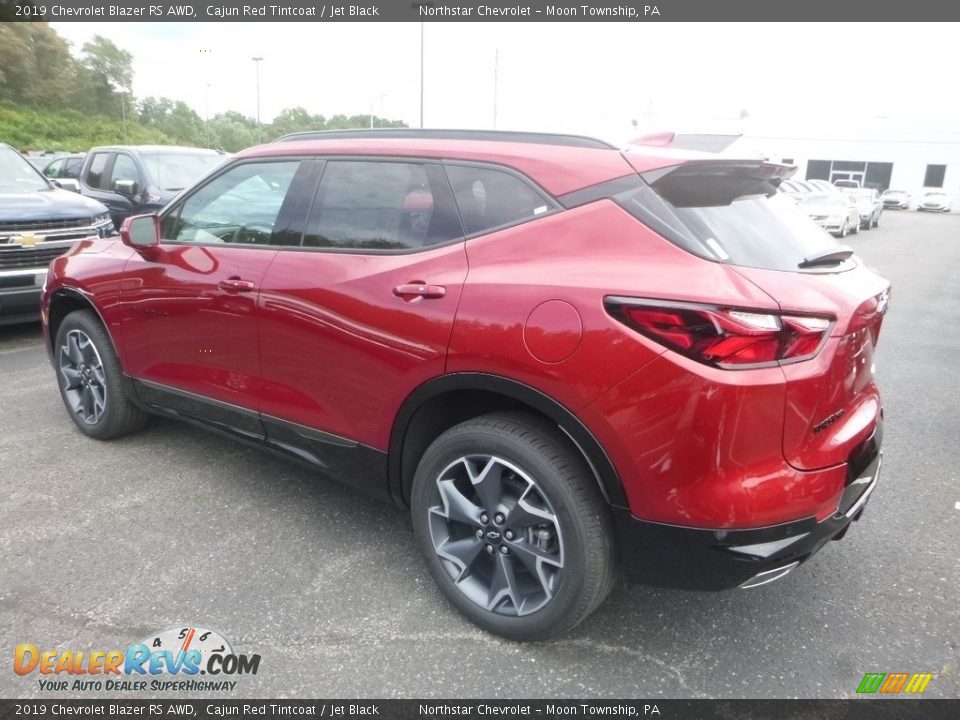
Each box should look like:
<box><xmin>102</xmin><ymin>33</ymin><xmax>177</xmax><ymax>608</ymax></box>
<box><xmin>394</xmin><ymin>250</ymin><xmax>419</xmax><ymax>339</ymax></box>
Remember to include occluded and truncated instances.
<box><xmin>219</xmin><ymin>278</ymin><xmax>256</xmax><ymax>293</ymax></box>
<box><xmin>393</xmin><ymin>283</ymin><xmax>446</xmax><ymax>300</ymax></box>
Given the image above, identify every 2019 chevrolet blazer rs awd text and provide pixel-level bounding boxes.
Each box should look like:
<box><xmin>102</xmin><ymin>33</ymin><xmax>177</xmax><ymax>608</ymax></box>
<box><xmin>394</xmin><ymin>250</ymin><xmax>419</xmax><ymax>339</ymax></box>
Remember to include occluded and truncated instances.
<box><xmin>41</xmin><ymin>130</ymin><xmax>889</xmax><ymax>640</ymax></box>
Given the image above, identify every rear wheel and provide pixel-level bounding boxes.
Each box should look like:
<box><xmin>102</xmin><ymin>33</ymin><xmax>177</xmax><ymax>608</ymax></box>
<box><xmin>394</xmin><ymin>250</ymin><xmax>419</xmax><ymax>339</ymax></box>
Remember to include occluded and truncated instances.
<box><xmin>55</xmin><ymin>310</ymin><xmax>149</xmax><ymax>440</ymax></box>
<box><xmin>411</xmin><ymin>412</ymin><xmax>615</xmax><ymax>641</ymax></box>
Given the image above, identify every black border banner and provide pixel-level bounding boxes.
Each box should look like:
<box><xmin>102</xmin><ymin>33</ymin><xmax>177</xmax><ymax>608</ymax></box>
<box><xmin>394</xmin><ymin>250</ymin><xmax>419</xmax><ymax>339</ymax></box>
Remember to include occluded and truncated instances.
<box><xmin>0</xmin><ymin>700</ymin><xmax>959</xmax><ymax>719</ymax></box>
<box><xmin>2</xmin><ymin>0</ymin><xmax>960</xmax><ymax>22</ymax></box>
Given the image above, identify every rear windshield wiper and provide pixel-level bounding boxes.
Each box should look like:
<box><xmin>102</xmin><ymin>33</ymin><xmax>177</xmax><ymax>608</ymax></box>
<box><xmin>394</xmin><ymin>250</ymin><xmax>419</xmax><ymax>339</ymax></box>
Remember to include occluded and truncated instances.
<box><xmin>798</xmin><ymin>245</ymin><xmax>854</xmax><ymax>268</ymax></box>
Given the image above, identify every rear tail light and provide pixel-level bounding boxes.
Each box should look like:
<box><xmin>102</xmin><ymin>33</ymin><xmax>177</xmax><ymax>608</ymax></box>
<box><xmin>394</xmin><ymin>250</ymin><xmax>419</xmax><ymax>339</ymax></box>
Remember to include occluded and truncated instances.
<box><xmin>605</xmin><ymin>297</ymin><xmax>833</xmax><ymax>369</ymax></box>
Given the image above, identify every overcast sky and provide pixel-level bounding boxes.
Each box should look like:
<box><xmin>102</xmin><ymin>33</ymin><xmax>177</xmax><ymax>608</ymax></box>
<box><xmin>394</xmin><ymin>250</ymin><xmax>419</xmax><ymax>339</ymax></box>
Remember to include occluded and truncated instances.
<box><xmin>52</xmin><ymin>22</ymin><xmax>959</xmax><ymax>143</ymax></box>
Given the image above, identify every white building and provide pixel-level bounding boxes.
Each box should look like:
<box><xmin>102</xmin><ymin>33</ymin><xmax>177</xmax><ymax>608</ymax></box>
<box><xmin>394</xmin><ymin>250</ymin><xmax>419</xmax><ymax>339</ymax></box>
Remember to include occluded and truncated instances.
<box><xmin>622</xmin><ymin>116</ymin><xmax>960</xmax><ymax>211</ymax></box>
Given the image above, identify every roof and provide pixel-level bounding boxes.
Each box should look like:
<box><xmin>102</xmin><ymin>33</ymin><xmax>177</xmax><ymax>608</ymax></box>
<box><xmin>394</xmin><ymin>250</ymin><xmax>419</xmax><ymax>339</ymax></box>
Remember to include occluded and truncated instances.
<box><xmin>274</xmin><ymin>128</ymin><xmax>616</xmax><ymax>150</ymax></box>
<box><xmin>87</xmin><ymin>145</ymin><xmax>222</xmax><ymax>155</ymax></box>
<box><xmin>240</xmin><ymin>138</ymin><xmax>722</xmax><ymax>196</ymax></box>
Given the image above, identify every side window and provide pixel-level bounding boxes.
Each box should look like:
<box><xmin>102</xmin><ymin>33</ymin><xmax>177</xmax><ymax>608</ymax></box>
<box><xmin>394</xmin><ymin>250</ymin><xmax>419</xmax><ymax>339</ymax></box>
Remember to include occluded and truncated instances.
<box><xmin>64</xmin><ymin>158</ymin><xmax>83</xmax><ymax>178</ymax></box>
<box><xmin>44</xmin><ymin>159</ymin><xmax>63</xmax><ymax>178</ymax></box>
<box><xmin>303</xmin><ymin>161</ymin><xmax>463</xmax><ymax>250</ymax></box>
<box><xmin>85</xmin><ymin>153</ymin><xmax>111</xmax><ymax>189</ymax></box>
<box><xmin>445</xmin><ymin>165</ymin><xmax>553</xmax><ymax>236</ymax></box>
<box><xmin>165</xmin><ymin>160</ymin><xmax>300</xmax><ymax>245</ymax></box>
<box><xmin>110</xmin><ymin>154</ymin><xmax>141</xmax><ymax>190</ymax></box>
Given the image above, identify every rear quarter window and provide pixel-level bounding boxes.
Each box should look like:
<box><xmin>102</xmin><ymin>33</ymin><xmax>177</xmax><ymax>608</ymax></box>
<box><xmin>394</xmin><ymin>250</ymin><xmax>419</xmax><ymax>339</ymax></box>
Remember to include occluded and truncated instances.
<box><xmin>85</xmin><ymin>153</ymin><xmax>111</xmax><ymax>190</ymax></box>
<box><xmin>444</xmin><ymin>165</ymin><xmax>554</xmax><ymax>236</ymax></box>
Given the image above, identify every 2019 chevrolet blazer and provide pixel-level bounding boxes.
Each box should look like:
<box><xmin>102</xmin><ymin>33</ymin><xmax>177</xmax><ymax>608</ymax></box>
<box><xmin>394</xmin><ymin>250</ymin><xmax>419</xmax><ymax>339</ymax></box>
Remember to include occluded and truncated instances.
<box><xmin>41</xmin><ymin>130</ymin><xmax>889</xmax><ymax>640</ymax></box>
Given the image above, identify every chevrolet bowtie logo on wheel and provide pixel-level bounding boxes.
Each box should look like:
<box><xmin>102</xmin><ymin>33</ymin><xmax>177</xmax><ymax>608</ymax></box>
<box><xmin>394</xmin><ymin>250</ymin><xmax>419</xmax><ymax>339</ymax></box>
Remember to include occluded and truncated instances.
<box><xmin>857</xmin><ymin>672</ymin><xmax>934</xmax><ymax>694</ymax></box>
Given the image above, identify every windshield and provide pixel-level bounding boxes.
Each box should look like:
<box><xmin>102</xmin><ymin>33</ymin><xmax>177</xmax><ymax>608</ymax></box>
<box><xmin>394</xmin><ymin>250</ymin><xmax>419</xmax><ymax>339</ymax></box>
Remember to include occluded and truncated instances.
<box><xmin>923</xmin><ymin>192</ymin><xmax>947</xmax><ymax>198</ymax></box>
<box><xmin>0</xmin><ymin>146</ymin><xmax>51</xmax><ymax>192</ymax></box>
<box><xmin>619</xmin><ymin>167</ymin><xmax>843</xmax><ymax>272</ymax></box>
<box><xmin>882</xmin><ymin>190</ymin><xmax>902</xmax><ymax>195</ymax></box>
<box><xmin>141</xmin><ymin>152</ymin><xmax>225</xmax><ymax>192</ymax></box>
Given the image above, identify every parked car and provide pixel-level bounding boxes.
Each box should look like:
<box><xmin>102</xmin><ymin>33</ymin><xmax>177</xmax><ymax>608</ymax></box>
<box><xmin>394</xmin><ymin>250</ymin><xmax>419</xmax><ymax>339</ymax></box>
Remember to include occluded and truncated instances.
<box><xmin>78</xmin><ymin>145</ymin><xmax>227</xmax><ymax>229</ymax></box>
<box><xmin>916</xmin><ymin>189</ymin><xmax>952</xmax><ymax>212</ymax></box>
<box><xmin>800</xmin><ymin>193</ymin><xmax>861</xmax><ymax>237</ymax></box>
<box><xmin>41</xmin><ymin>153</ymin><xmax>86</xmax><ymax>193</ymax></box>
<box><xmin>23</xmin><ymin>152</ymin><xmax>64</xmax><ymax>171</ymax></box>
<box><xmin>41</xmin><ymin>130</ymin><xmax>889</xmax><ymax>640</ymax></box>
<box><xmin>0</xmin><ymin>143</ymin><xmax>113</xmax><ymax>325</ymax></box>
<box><xmin>881</xmin><ymin>189</ymin><xmax>911</xmax><ymax>209</ymax></box>
<box><xmin>848</xmin><ymin>188</ymin><xmax>883</xmax><ymax>229</ymax></box>
<box><xmin>806</xmin><ymin>179</ymin><xmax>841</xmax><ymax>194</ymax></box>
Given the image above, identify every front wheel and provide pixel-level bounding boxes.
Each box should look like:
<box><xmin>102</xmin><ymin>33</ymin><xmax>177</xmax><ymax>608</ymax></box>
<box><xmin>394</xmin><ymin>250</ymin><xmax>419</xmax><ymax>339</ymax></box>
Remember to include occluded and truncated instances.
<box><xmin>411</xmin><ymin>412</ymin><xmax>615</xmax><ymax>641</ymax></box>
<box><xmin>55</xmin><ymin>310</ymin><xmax>149</xmax><ymax>439</ymax></box>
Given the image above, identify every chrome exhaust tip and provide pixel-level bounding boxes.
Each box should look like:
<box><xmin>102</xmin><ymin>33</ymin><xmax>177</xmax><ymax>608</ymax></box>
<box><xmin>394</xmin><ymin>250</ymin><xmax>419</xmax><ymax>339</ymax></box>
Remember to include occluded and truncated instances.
<box><xmin>739</xmin><ymin>561</ymin><xmax>800</xmax><ymax>589</ymax></box>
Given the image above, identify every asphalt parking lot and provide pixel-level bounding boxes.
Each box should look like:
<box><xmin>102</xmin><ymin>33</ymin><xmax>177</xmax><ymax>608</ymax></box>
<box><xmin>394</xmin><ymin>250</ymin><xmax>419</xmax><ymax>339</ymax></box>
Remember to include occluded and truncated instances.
<box><xmin>1</xmin><ymin>210</ymin><xmax>957</xmax><ymax>700</ymax></box>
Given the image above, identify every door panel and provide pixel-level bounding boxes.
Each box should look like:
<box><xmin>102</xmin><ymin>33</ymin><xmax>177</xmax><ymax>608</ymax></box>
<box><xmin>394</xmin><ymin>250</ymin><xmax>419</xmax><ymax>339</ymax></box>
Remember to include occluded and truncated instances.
<box><xmin>257</xmin><ymin>159</ymin><xmax>468</xmax><ymax>455</ymax></box>
<box><xmin>120</xmin><ymin>243</ymin><xmax>277</xmax><ymax>417</ymax></box>
<box><xmin>118</xmin><ymin>159</ymin><xmax>307</xmax><ymax>425</ymax></box>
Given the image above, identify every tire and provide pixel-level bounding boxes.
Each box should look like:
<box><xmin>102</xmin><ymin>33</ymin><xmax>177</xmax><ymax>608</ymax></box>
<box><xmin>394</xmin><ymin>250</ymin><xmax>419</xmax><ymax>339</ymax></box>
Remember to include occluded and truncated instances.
<box><xmin>873</xmin><ymin>215</ymin><xmax>880</xmax><ymax>228</ymax></box>
<box><xmin>411</xmin><ymin>412</ymin><xmax>615</xmax><ymax>641</ymax></box>
<box><xmin>54</xmin><ymin>309</ymin><xmax>149</xmax><ymax>440</ymax></box>
<box><xmin>839</xmin><ymin>221</ymin><xmax>848</xmax><ymax>238</ymax></box>
<box><xmin>851</xmin><ymin>219</ymin><xmax>859</xmax><ymax>234</ymax></box>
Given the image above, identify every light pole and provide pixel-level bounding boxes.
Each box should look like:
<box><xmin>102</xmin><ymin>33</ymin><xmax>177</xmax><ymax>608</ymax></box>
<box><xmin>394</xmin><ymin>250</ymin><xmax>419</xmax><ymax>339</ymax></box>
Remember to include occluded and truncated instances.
<box><xmin>419</xmin><ymin>22</ymin><xmax>424</xmax><ymax>128</ymax></box>
<box><xmin>251</xmin><ymin>56</ymin><xmax>263</xmax><ymax>142</ymax></box>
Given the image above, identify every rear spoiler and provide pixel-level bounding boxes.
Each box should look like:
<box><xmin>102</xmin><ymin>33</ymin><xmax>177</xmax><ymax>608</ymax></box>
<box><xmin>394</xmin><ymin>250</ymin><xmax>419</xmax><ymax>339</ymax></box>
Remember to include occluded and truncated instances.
<box><xmin>627</xmin><ymin>132</ymin><xmax>744</xmax><ymax>153</ymax></box>
<box><xmin>640</xmin><ymin>161</ymin><xmax>798</xmax><ymax>207</ymax></box>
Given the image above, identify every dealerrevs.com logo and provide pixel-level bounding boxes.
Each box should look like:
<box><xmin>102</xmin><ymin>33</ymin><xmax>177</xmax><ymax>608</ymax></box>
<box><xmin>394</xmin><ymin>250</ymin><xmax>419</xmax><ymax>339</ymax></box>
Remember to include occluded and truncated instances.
<box><xmin>14</xmin><ymin>626</ymin><xmax>260</xmax><ymax>693</ymax></box>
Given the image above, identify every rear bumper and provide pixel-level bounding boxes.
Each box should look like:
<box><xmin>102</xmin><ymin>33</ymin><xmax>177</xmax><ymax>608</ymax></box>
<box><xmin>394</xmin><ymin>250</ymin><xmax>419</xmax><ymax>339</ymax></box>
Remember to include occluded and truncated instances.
<box><xmin>613</xmin><ymin>428</ymin><xmax>883</xmax><ymax>591</ymax></box>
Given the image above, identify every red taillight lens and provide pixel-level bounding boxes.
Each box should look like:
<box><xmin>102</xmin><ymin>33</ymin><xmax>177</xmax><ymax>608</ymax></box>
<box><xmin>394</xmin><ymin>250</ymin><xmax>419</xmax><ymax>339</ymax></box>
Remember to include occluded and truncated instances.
<box><xmin>608</xmin><ymin>298</ymin><xmax>832</xmax><ymax>369</ymax></box>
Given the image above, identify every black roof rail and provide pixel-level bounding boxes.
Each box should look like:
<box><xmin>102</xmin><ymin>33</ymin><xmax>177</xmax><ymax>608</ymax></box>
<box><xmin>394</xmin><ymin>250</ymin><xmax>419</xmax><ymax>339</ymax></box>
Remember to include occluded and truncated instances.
<box><xmin>272</xmin><ymin>128</ymin><xmax>616</xmax><ymax>150</ymax></box>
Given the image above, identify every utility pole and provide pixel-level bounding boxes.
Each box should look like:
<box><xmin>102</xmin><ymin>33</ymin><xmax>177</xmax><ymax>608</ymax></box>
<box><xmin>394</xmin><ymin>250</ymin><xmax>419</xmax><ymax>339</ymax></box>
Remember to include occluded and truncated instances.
<box><xmin>419</xmin><ymin>22</ymin><xmax>424</xmax><ymax>128</ymax></box>
<box><xmin>493</xmin><ymin>49</ymin><xmax>499</xmax><ymax>129</ymax></box>
<box><xmin>251</xmin><ymin>56</ymin><xmax>263</xmax><ymax>143</ymax></box>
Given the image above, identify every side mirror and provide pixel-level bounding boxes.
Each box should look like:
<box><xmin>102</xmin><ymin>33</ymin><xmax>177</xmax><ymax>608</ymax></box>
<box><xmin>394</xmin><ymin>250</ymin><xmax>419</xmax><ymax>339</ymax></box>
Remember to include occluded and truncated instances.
<box><xmin>120</xmin><ymin>214</ymin><xmax>161</xmax><ymax>251</ymax></box>
<box><xmin>55</xmin><ymin>179</ymin><xmax>81</xmax><ymax>193</ymax></box>
<box><xmin>114</xmin><ymin>179</ymin><xmax>139</xmax><ymax>197</ymax></box>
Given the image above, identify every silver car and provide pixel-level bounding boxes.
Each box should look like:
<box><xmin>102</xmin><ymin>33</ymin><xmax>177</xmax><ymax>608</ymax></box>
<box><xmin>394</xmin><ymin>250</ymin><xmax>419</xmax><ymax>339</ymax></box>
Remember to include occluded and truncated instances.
<box><xmin>800</xmin><ymin>193</ymin><xmax>861</xmax><ymax>237</ymax></box>
<box><xmin>848</xmin><ymin>188</ymin><xmax>883</xmax><ymax>229</ymax></box>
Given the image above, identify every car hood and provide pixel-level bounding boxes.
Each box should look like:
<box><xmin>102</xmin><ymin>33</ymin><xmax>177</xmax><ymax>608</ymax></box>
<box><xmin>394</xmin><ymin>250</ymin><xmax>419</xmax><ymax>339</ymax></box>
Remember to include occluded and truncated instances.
<box><xmin>0</xmin><ymin>188</ymin><xmax>108</xmax><ymax>222</ymax></box>
<box><xmin>804</xmin><ymin>203</ymin><xmax>846</xmax><ymax>215</ymax></box>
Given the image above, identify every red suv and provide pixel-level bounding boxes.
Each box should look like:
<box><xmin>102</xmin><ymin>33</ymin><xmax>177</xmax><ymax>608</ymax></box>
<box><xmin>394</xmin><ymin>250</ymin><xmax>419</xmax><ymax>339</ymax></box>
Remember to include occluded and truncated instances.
<box><xmin>41</xmin><ymin>130</ymin><xmax>888</xmax><ymax>640</ymax></box>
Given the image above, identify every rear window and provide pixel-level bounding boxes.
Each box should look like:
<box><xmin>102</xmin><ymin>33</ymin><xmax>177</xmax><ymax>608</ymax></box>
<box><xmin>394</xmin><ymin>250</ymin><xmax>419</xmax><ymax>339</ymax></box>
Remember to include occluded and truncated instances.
<box><xmin>445</xmin><ymin>165</ymin><xmax>553</xmax><ymax>236</ymax></box>
<box><xmin>618</xmin><ymin>164</ymin><xmax>846</xmax><ymax>272</ymax></box>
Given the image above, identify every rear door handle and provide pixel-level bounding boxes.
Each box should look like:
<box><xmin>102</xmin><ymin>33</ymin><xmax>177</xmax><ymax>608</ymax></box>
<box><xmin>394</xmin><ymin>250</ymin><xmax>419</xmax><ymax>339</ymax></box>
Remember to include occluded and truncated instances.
<box><xmin>393</xmin><ymin>283</ymin><xmax>446</xmax><ymax>300</ymax></box>
<box><xmin>219</xmin><ymin>278</ymin><xmax>256</xmax><ymax>293</ymax></box>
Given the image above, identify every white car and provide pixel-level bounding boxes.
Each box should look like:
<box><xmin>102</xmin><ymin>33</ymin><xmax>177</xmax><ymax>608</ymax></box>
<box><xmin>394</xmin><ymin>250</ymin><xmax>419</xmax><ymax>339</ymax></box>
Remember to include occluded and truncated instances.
<box><xmin>800</xmin><ymin>193</ymin><xmax>861</xmax><ymax>237</ymax></box>
<box><xmin>881</xmin><ymin>189</ymin><xmax>911</xmax><ymax>209</ymax></box>
<box><xmin>916</xmin><ymin>190</ymin><xmax>952</xmax><ymax>212</ymax></box>
<box><xmin>847</xmin><ymin>189</ymin><xmax>883</xmax><ymax>229</ymax></box>
<box><xmin>807</xmin><ymin>179</ymin><xmax>841</xmax><ymax>194</ymax></box>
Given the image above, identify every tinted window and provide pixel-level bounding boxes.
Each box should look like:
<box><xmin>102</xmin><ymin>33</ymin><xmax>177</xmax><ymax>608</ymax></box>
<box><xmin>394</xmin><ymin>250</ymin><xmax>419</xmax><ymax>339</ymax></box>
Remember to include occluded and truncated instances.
<box><xmin>618</xmin><ymin>166</ymin><xmax>844</xmax><ymax>272</ymax></box>
<box><xmin>63</xmin><ymin>158</ymin><xmax>83</xmax><ymax>178</ymax></box>
<box><xmin>86</xmin><ymin>153</ymin><xmax>111</xmax><ymax>189</ymax></box>
<box><xmin>110</xmin><ymin>154</ymin><xmax>141</xmax><ymax>189</ymax></box>
<box><xmin>303</xmin><ymin>161</ymin><xmax>462</xmax><ymax>250</ymax></box>
<box><xmin>445</xmin><ymin>165</ymin><xmax>553</xmax><ymax>235</ymax></box>
<box><xmin>166</xmin><ymin>161</ymin><xmax>300</xmax><ymax>245</ymax></box>
<box><xmin>44</xmin><ymin>159</ymin><xmax>63</xmax><ymax>178</ymax></box>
